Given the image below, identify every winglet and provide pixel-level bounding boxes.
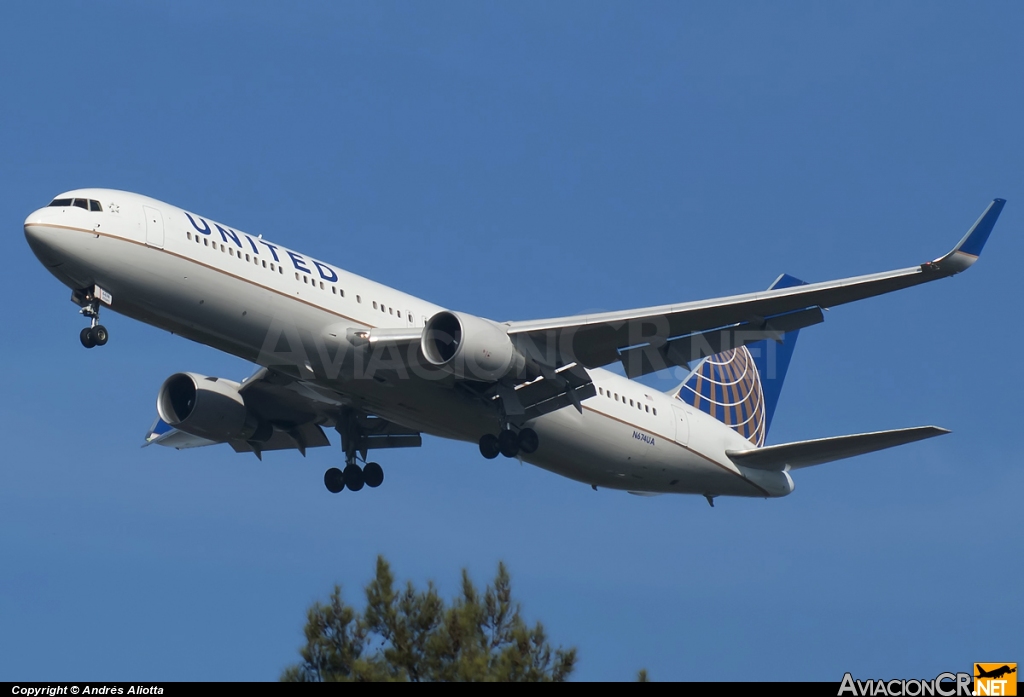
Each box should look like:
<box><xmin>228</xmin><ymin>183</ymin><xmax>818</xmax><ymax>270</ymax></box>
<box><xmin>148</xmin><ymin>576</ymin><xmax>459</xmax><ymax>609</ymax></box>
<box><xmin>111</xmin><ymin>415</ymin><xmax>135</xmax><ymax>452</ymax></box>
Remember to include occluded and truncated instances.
<box><xmin>930</xmin><ymin>198</ymin><xmax>1005</xmax><ymax>274</ymax></box>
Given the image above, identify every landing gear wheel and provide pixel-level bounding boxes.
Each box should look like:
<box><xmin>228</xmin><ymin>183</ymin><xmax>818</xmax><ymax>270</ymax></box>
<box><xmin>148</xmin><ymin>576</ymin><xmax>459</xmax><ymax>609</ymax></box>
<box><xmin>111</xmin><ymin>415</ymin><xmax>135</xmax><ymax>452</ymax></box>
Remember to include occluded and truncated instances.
<box><xmin>498</xmin><ymin>430</ymin><xmax>520</xmax><ymax>458</ymax></box>
<box><xmin>517</xmin><ymin>428</ymin><xmax>539</xmax><ymax>454</ymax></box>
<box><xmin>92</xmin><ymin>325</ymin><xmax>109</xmax><ymax>346</ymax></box>
<box><xmin>324</xmin><ymin>467</ymin><xmax>344</xmax><ymax>493</ymax></box>
<box><xmin>80</xmin><ymin>327</ymin><xmax>97</xmax><ymax>349</ymax></box>
<box><xmin>344</xmin><ymin>464</ymin><xmax>365</xmax><ymax>491</ymax></box>
<box><xmin>364</xmin><ymin>462</ymin><xmax>384</xmax><ymax>488</ymax></box>
<box><xmin>479</xmin><ymin>434</ymin><xmax>500</xmax><ymax>459</ymax></box>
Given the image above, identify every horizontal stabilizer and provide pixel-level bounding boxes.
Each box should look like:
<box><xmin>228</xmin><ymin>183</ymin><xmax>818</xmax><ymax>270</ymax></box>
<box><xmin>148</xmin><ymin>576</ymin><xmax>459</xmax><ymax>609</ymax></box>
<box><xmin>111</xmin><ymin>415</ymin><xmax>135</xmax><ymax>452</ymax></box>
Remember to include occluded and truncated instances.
<box><xmin>725</xmin><ymin>426</ymin><xmax>949</xmax><ymax>471</ymax></box>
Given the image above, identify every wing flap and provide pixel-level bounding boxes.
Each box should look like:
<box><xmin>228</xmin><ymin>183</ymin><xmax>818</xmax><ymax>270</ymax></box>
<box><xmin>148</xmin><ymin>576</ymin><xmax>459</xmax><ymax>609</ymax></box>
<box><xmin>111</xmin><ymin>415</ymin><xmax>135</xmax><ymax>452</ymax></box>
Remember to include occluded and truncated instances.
<box><xmin>726</xmin><ymin>426</ymin><xmax>950</xmax><ymax>471</ymax></box>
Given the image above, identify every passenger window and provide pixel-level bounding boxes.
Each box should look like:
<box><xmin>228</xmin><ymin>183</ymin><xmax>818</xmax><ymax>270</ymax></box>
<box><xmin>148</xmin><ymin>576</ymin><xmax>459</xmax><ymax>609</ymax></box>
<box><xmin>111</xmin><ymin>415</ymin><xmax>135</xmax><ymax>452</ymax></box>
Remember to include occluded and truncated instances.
<box><xmin>653</xmin><ymin>408</ymin><xmax>658</xmax><ymax>416</ymax></box>
<box><xmin>373</xmin><ymin>301</ymin><xmax>378</xmax><ymax>309</ymax></box>
<box><xmin>339</xmin><ymin>289</ymin><xmax>345</xmax><ymax>297</ymax></box>
<box><xmin>89</xmin><ymin>200</ymin><xmax>102</xmax><ymax>212</ymax></box>
<box><xmin>320</xmin><ymin>281</ymin><xmax>324</xmax><ymax>290</ymax></box>
<box><xmin>204</xmin><ymin>239</ymin><xmax>209</xmax><ymax>246</ymax></box>
<box><xmin>262</xmin><ymin>260</ymin><xmax>267</xmax><ymax>268</ymax></box>
<box><xmin>645</xmin><ymin>405</ymin><xmax>650</xmax><ymax>413</ymax></box>
<box><xmin>187</xmin><ymin>232</ymin><xmax>192</xmax><ymax>241</ymax></box>
<box><xmin>357</xmin><ymin>295</ymin><xmax>362</xmax><ymax>303</ymax></box>
<box><xmin>73</xmin><ymin>199</ymin><xmax>88</xmax><ymax>210</ymax></box>
<box><xmin>245</xmin><ymin>254</ymin><xmax>250</xmax><ymax>262</ymax></box>
<box><xmin>270</xmin><ymin>263</ymin><xmax>275</xmax><ymax>271</ymax></box>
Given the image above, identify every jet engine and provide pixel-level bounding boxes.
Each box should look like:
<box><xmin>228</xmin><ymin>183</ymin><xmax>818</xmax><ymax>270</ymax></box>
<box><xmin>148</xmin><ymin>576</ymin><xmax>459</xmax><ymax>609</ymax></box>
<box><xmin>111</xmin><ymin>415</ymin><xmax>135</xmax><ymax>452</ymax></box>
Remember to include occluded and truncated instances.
<box><xmin>421</xmin><ymin>311</ymin><xmax>526</xmax><ymax>381</ymax></box>
<box><xmin>156</xmin><ymin>372</ymin><xmax>271</xmax><ymax>443</ymax></box>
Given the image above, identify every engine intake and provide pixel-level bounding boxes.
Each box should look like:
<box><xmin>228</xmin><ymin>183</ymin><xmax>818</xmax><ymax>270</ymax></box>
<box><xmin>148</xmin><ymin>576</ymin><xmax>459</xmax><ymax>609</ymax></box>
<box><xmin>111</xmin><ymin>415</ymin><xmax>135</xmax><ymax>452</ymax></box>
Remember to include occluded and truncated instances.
<box><xmin>421</xmin><ymin>311</ymin><xmax>525</xmax><ymax>381</ymax></box>
<box><xmin>156</xmin><ymin>372</ymin><xmax>270</xmax><ymax>443</ymax></box>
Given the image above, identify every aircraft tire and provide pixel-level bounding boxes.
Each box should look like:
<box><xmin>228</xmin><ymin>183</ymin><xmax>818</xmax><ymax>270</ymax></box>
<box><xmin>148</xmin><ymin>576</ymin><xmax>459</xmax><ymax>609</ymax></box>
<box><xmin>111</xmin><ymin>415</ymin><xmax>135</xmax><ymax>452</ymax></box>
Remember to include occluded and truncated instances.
<box><xmin>93</xmin><ymin>325</ymin><xmax>109</xmax><ymax>346</ymax></box>
<box><xmin>344</xmin><ymin>464</ymin><xmax>365</xmax><ymax>491</ymax></box>
<box><xmin>517</xmin><ymin>428</ymin><xmax>539</xmax><ymax>454</ymax></box>
<box><xmin>498</xmin><ymin>430</ymin><xmax>520</xmax><ymax>458</ymax></box>
<box><xmin>324</xmin><ymin>467</ymin><xmax>344</xmax><ymax>493</ymax></box>
<box><xmin>479</xmin><ymin>434</ymin><xmax>500</xmax><ymax>459</ymax></box>
<box><xmin>364</xmin><ymin>462</ymin><xmax>384</xmax><ymax>488</ymax></box>
<box><xmin>80</xmin><ymin>327</ymin><xmax>97</xmax><ymax>349</ymax></box>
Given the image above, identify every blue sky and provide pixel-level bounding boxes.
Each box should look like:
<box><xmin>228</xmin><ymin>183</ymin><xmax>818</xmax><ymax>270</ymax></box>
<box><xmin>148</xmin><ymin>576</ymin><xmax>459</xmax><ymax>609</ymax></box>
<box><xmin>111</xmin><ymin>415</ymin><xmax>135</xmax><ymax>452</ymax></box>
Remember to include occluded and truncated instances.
<box><xmin>1</xmin><ymin>1</ymin><xmax>1021</xmax><ymax>681</ymax></box>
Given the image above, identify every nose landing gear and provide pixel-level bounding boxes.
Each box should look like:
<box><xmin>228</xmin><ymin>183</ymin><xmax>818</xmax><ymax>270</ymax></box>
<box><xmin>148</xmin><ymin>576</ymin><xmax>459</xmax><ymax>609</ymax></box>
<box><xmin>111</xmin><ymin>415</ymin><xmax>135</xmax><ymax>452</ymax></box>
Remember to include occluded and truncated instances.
<box><xmin>74</xmin><ymin>286</ymin><xmax>110</xmax><ymax>349</ymax></box>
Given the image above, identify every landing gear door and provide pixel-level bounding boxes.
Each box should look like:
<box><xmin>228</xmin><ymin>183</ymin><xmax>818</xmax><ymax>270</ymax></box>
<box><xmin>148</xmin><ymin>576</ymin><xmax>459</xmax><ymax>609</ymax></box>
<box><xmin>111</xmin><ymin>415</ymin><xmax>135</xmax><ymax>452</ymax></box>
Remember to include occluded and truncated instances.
<box><xmin>671</xmin><ymin>404</ymin><xmax>690</xmax><ymax>446</ymax></box>
<box><xmin>144</xmin><ymin>206</ymin><xmax>164</xmax><ymax>249</ymax></box>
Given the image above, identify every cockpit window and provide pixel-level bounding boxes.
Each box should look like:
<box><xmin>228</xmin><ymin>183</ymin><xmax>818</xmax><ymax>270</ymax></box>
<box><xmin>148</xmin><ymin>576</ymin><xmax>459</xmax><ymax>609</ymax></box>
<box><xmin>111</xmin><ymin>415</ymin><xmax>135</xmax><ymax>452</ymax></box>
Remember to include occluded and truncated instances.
<box><xmin>48</xmin><ymin>197</ymin><xmax>102</xmax><ymax>211</ymax></box>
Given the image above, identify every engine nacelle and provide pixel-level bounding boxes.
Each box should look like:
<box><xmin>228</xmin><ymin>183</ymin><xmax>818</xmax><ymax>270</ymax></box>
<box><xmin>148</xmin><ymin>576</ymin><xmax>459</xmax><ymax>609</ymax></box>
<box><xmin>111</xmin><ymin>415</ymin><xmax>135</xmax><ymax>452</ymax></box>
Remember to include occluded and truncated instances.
<box><xmin>156</xmin><ymin>372</ymin><xmax>271</xmax><ymax>443</ymax></box>
<box><xmin>421</xmin><ymin>311</ymin><xmax>525</xmax><ymax>381</ymax></box>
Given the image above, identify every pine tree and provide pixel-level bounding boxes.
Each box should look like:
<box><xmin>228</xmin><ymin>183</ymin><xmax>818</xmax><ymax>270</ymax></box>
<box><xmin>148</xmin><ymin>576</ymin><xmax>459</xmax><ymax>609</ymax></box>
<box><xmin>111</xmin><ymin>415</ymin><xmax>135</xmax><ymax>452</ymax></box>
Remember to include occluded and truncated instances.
<box><xmin>281</xmin><ymin>556</ymin><xmax>577</xmax><ymax>682</ymax></box>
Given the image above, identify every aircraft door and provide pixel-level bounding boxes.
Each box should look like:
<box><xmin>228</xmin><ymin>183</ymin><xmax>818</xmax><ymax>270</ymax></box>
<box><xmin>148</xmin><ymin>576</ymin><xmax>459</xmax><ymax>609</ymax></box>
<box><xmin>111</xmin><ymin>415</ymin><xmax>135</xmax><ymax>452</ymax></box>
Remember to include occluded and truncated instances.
<box><xmin>144</xmin><ymin>206</ymin><xmax>164</xmax><ymax>248</ymax></box>
<box><xmin>671</xmin><ymin>404</ymin><xmax>690</xmax><ymax>446</ymax></box>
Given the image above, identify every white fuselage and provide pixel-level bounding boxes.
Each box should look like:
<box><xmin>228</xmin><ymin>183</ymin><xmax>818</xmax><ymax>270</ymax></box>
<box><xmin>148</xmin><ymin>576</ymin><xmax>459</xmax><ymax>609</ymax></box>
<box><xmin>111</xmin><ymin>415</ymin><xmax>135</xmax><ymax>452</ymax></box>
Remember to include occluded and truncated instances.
<box><xmin>24</xmin><ymin>188</ymin><xmax>793</xmax><ymax>499</ymax></box>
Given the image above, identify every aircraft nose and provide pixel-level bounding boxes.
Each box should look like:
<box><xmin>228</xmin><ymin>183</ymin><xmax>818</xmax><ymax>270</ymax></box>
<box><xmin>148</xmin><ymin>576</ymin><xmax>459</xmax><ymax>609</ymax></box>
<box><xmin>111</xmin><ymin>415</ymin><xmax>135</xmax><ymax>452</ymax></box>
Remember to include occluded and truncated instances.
<box><xmin>24</xmin><ymin>207</ymin><xmax>50</xmax><ymax>244</ymax></box>
<box><xmin>24</xmin><ymin>207</ymin><xmax>66</xmax><ymax>264</ymax></box>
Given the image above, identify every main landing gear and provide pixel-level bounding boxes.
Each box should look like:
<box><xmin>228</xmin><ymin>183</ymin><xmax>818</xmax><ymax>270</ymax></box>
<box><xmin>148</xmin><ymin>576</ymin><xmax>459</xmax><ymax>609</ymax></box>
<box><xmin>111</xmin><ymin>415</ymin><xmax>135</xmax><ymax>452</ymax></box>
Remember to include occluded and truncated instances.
<box><xmin>324</xmin><ymin>461</ymin><xmax>384</xmax><ymax>493</ymax></box>
<box><xmin>74</xmin><ymin>288</ymin><xmax>109</xmax><ymax>349</ymax></box>
<box><xmin>478</xmin><ymin>427</ymin><xmax>539</xmax><ymax>460</ymax></box>
<box><xmin>324</xmin><ymin>407</ymin><xmax>387</xmax><ymax>494</ymax></box>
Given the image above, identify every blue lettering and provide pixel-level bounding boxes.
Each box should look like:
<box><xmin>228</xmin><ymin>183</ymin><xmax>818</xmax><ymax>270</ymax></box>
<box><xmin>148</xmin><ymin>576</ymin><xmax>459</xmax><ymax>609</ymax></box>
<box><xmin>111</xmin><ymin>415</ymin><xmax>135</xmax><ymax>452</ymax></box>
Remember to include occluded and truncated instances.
<box><xmin>312</xmin><ymin>260</ymin><xmax>338</xmax><ymax>282</ymax></box>
<box><xmin>632</xmin><ymin>431</ymin><xmax>655</xmax><ymax>445</ymax></box>
<box><xmin>215</xmin><ymin>224</ymin><xmax>243</xmax><ymax>248</ymax></box>
<box><xmin>258</xmin><ymin>240</ymin><xmax>280</xmax><ymax>262</ymax></box>
<box><xmin>288</xmin><ymin>251</ymin><xmax>311</xmax><ymax>274</ymax></box>
<box><xmin>244</xmin><ymin>235</ymin><xmax>260</xmax><ymax>254</ymax></box>
<box><xmin>184</xmin><ymin>212</ymin><xmax>211</xmax><ymax>235</ymax></box>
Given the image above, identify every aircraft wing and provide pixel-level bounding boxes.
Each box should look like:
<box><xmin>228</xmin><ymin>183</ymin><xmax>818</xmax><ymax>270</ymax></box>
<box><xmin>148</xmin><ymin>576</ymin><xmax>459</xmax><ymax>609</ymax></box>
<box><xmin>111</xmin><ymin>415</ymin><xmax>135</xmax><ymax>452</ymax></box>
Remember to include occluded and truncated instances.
<box><xmin>505</xmin><ymin>199</ymin><xmax>1004</xmax><ymax>371</ymax></box>
<box><xmin>725</xmin><ymin>426</ymin><xmax>950</xmax><ymax>471</ymax></box>
<box><xmin>145</xmin><ymin>367</ymin><xmax>421</xmax><ymax>457</ymax></box>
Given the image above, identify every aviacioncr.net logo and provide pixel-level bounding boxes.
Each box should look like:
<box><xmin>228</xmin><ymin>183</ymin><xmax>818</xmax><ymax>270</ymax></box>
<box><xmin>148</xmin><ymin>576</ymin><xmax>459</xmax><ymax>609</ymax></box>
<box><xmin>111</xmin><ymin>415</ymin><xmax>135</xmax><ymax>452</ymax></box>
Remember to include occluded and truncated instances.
<box><xmin>838</xmin><ymin>672</ymin><xmax>972</xmax><ymax>697</ymax></box>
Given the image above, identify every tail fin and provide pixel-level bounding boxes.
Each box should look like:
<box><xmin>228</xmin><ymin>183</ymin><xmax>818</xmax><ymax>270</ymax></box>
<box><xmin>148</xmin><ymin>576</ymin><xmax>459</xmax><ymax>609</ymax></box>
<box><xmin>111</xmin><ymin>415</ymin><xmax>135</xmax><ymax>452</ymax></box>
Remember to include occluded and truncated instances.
<box><xmin>673</xmin><ymin>274</ymin><xmax>807</xmax><ymax>446</ymax></box>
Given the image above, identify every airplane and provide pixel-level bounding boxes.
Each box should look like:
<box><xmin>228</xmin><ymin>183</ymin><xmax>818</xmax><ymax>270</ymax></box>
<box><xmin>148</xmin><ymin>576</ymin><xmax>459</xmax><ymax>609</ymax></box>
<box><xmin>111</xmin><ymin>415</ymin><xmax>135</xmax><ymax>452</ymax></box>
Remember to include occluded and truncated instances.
<box><xmin>23</xmin><ymin>189</ymin><xmax>1005</xmax><ymax>505</ymax></box>
<box><xmin>976</xmin><ymin>666</ymin><xmax>1017</xmax><ymax>680</ymax></box>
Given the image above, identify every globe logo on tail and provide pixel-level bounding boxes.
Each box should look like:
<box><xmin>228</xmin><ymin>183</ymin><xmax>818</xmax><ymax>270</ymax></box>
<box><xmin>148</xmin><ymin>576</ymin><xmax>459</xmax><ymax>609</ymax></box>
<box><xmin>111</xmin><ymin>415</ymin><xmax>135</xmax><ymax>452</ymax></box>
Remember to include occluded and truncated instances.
<box><xmin>677</xmin><ymin>346</ymin><xmax>766</xmax><ymax>447</ymax></box>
